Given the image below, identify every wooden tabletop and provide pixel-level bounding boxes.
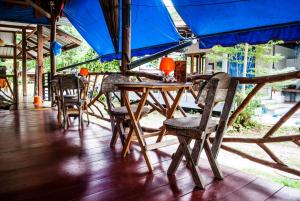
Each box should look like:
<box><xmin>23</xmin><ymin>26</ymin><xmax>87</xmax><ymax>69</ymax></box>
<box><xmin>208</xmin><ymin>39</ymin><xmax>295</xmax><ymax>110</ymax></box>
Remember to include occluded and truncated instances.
<box><xmin>115</xmin><ymin>82</ymin><xmax>193</xmax><ymax>92</ymax></box>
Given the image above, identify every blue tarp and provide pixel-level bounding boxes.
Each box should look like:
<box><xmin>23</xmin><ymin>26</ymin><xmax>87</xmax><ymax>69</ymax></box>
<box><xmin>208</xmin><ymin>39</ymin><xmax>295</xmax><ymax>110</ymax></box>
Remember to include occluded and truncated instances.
<box><xmin>172</xmin><ymin>0</ymin><xmax>300</xmax><ymax>48</ymax></box>
<box><xmin>0</xmin><ymin>2</ymin><xmax>49</xmax><ymax>25</ymax></box>
<box><xmin>63</xmin><ymin>0</ymin><xmax>182</xmax><ymax>61</ymax></box>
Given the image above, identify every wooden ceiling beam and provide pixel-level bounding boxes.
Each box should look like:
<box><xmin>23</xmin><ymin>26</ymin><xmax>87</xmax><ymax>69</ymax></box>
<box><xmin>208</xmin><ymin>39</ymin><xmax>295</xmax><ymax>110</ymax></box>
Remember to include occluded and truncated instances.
<box><xmin>56</xmin><ymin>28</ymin><xmax>82</xmax><ymax>45</ymax></box>
<box><xmin>16</xmin><ymin>46</ymin><xmax>36</xmax><ymax>59</ymax></box>
<box><xmin>62</xmin><ymin>43</ymin><xmax>80</xmax><ymax>51</ymax></box>
<box><xmin>2</xmin><ymin>0</ymin><xmax>29</xmax><ymax>6</ymax></box>
<box><xmin>2</xmin><ymin>45</ymin><xmax>15</xmax><ymax>48</ymax></box>
<box><xmin>16</xmin><ymin>45</ymin><xmax>37</xmax><ymax>58</ymax></box>
<box><xmin>27</xmin><ymin>38</ymin><xmax>50</xmax><ymax>51</ymax></box>
<box><xmin>0</xmin><ymin>23</ymin><xmax>35</xmax><ymax>30</ymax></box>
<box><xmin>25</xmin><ymin>0</ymin><xmax>51</xmax><ymax>19</ymax></box>
<box><xmin>17</xmin><ymin>28</ymin><xmax>37</xmax><ymax>47</ymax></box>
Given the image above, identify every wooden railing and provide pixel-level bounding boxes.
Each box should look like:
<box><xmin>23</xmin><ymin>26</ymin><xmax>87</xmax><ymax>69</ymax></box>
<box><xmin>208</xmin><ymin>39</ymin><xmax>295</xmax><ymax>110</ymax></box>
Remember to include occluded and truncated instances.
<box><xmin>189</xmin><ymin>70</ymin><xmax>300</xmax><ymax>176</ymax></box>
<box><xmin>84</xmin><ymin>70</ymin><xmax>300</xmax><ymax>176</ymax></box>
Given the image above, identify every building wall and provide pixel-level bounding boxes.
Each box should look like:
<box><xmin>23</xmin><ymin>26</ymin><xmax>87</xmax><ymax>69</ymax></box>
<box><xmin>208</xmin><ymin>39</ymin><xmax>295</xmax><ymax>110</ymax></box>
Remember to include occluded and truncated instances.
<box><xmin>255</xmin><ymin>45</ymin><xmax>299</xmax><ymax>71</ymax></box>
<box><xmin>274</xmin><ymin>46</ymin><xmax>295</xmax><ymax>70</ymax></box>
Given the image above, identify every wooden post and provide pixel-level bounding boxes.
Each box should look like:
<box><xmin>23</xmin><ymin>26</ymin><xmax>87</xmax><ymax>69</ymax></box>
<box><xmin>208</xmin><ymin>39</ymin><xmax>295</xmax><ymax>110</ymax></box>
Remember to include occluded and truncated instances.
<box><xmin>22</xmin><ymin>28</ymin><xmax>27</xmax><ymax>96</ymax></box>
<box><xmin>37</xmin><ymin>25</ymin><xmax>43</xmax><ymax>97</ymax></box>
<box><xmin>50</xmin><ymin>1</ymin><xmax>56</xmax><ymax>79</ymax></box>
<box><xmin>13</xmin><ymin>33</ymin><xmax>18</xmax><ymax>109</ymax></box>
<box><xmin>121</xmin><ymin>0</ymin><xmax>131</xmax><ymax>74</ymax></box>
<box><xmin>191</xmin><ymin>54</ymin><xmax>194</xmax><ymax>74</ymax></box>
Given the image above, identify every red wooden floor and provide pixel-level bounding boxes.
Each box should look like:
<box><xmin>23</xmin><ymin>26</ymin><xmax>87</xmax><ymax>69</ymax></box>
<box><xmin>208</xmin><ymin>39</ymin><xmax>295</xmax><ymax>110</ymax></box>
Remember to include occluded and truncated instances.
<box><xmin>0</xmin><ymin>108</ymin><xmax>299</xmax><ymax>201</ymax></box>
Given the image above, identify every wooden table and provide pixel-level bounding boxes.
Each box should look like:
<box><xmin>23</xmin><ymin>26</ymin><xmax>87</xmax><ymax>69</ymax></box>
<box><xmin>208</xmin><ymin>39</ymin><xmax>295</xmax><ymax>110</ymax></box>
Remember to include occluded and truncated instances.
<box><xmin>116</xmin><ymin>82</ymin><xmax>193</xmax><ymax>171</ymax></box>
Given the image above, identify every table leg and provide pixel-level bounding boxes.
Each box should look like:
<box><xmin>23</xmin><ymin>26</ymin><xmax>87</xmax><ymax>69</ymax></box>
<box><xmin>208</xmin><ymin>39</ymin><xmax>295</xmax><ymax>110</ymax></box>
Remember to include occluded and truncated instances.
<box><xmin>161</xmin><ymin>91</ymin><xmax>171</xmax><ymax>111</ymax></box>
<box><xmin>122</xmin><ymin>90</ymin><xmax>149</xmax><ymax>157</ymax></box>
<box><xmin>156</xmin><ymin>88</ymin><xmax>185</xmax><ymax>143</ymax></box>
<box><xmin>121</xmin><ymin>89</ymin><xmax>153</xmax><ymax>171</ymax></box>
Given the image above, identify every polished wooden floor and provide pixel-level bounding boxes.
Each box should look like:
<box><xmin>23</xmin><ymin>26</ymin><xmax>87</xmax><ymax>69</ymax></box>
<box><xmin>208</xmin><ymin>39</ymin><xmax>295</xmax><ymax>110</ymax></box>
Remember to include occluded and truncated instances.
<box><xmin>0</xmin><ymin>108</ymin><xmax>299</xmax><ymax>201</ymax></box>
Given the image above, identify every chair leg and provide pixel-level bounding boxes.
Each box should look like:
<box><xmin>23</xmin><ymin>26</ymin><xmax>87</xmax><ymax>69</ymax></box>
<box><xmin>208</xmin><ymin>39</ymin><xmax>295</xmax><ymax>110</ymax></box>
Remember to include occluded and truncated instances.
<box><xmin>86</xmin><ymin>112</ymin><xmax>90</xmax><ymax>125</ymax></box>
<box><xmin>191</xmin><ymin>135</ymin><xmax>206</xmax><ymax>166</ymax></box>
<box><xmin>63</xmin><ymin>107</ymin><xmax>68</xmax><ymax>130</ymax></box>
<box><xmin>118</xmin><ymin>120</ymin><xmax>126</xmax><ymax>146</ymax></box>
<box><xmin>110</xmin><ymin>118</ymin><xmax>119</xmax><ymax>148</ymax></box>
<box><xmin>204</xmin><ymin>137</ymin><xmax>223</xmax><ymax>179</ymax></box>
<box><xmin>178</xmin><ymin>136</ymin><xmax>205</xmax><ymax>189</ymax></box>
<box><xmin>167</xmin><ymin>137</ymin><xmax>192</xmax><ymax>175</ymax></box>
<box><xmin>81</xmin><ymin>109</ymin><xmax>84</xmax><ymax>129</ymax></box>
<box><xmin>78</xmin><ymin>108</ymin><xmax>82</xmax><ymax>130</ymax></box>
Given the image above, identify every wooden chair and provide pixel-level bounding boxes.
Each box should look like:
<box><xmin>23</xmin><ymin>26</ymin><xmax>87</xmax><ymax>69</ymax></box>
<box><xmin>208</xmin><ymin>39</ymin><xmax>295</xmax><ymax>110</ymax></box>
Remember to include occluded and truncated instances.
<box><xmin>58</xmin><ymin>74</ymin><xmax>89</xmax><ymax>130</ymax></box>
<box><xmin>164</xmin><ymin>72</ymin><xmax>238</xmax><ymax>189</ymax></box>
<box><xmin>101</xmin><ymin>74</ymin><xmax>150</xmax><ymax>147</ymax></box>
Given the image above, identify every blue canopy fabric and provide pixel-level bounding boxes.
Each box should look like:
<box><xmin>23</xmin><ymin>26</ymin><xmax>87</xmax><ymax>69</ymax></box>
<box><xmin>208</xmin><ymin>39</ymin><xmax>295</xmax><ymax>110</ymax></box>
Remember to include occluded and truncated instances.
<box><xmin>63</xmin><ymin>0</ymin><xmax>182</xmax><ymax>61</ymax></box>
<box><xmin>172</xmin><ymin>0</ymin><xmax>300</xmax><ymax>48</ymax></box>
<box><xmin>0</xmin><ymin>2</ymin><xmax>49</xmax><ymax>25</ymax></box>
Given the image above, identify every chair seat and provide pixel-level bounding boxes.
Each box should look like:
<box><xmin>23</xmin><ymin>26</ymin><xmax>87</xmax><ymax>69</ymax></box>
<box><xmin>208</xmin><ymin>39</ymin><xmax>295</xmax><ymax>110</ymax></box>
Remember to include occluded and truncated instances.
<box><xmin>164</xmin><ymin>116</ymin><xmax>218</xmax><ymax>138</ymax></box>
<box><xmin>111</xmin><ymin>106</ymin><xmax>150</xmax><ymax>116</ymax></box>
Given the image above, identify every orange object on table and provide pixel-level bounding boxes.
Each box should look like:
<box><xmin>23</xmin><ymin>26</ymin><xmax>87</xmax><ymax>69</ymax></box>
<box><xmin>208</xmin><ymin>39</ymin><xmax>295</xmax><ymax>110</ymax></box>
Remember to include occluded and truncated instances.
<box><xmin>160</xmin><ymin>57</ymin><xmax>175</xmax><ymax>76</ymax></box>
<box><xmin>79</xmin><ymin>67</ymin><xmax>89</xmax><ymax>76</ymax></box>
<box><xmin>33</xmin><ymin>96</ymin><xmax>42</xmax><ymax>106</ymax></box>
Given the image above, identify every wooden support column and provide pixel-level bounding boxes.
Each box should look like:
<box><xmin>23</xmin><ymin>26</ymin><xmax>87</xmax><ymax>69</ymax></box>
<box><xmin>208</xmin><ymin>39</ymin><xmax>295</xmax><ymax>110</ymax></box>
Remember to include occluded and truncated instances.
<box><xmin>50</xmin><ymin>1</ymin><xmax>57</xmax><ymax>79</ymax></box>
<box><xmin>191</xmin><ymin>54</ymin><xmax>194</xmax><ymax>74</ymax></box>
<box><xmin>37</xmin><ymin>25</ymin><xmax>43</xmax><ymax>97</ymax></box>
<box><xmin>13</xmin><ymin>33</ymin><xmax>19</xmax><ymax>109</ymax></box>
<box><xmin>22</xmin><ymin>28</ymin><xmax>27</xmax><ymax>96</ymax></box>
<box><xmin>121</xmin><ymin>0</ymin><xmax>131</xmax><ymax>74</ymax></box>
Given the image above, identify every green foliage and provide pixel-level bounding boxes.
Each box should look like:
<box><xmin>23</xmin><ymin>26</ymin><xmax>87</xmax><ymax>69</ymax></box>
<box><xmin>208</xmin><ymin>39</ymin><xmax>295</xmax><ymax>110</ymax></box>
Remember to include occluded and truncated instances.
<box><xmin>273</xmin><ymin>177</ymin><xmax>300</xmax><ymax>189</ymax></box>
<box><xmin>232</xmin><ymin>90</ymin><xmax>261</xmax><ymax>131</ymax></box>
<box><xmin>205</xmin><ymin>41</ymin><xmax>284</xmax><ymax>67</ymax></box>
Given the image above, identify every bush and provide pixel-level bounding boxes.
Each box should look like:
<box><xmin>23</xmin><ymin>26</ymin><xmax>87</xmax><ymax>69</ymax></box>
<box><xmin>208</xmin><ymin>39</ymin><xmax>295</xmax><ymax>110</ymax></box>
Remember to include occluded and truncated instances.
<box><xmin>232</xmin><ymin>91</ymin><xmax>261</xmax><ymax>131</ymax></box>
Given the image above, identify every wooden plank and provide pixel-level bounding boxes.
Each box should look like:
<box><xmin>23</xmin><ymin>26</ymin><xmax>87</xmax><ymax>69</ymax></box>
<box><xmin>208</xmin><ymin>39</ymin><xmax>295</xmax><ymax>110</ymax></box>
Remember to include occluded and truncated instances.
<box><xmin>177</xmin><ymin>171</ymin><xmax>256</xmax><ymax>201</ymax></box>
<box><xmin>0</xmin><ymin>109</ymin><xmax>299</xmax><ymax>201</ymax></box>
<box><xmin>220</xmin><ymin>178</ymin><xmax>283</xmax><ymax>201</ymax></box>
<box><xmin>56</xmin><ymin>28</ymin><xmax>82</xmax><ymax>45</ymax></box>
<box><xmin>266</xmin><ymin>186</ymin><xmax>300</xmax><ymax>201</ymax></box>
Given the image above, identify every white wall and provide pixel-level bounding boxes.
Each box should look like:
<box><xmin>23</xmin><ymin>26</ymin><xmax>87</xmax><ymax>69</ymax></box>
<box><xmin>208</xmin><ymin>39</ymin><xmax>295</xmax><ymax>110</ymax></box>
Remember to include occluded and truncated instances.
<box><xmin>255</xmin><ymin>45</ymin><xmax>299</xmax><ymax>71</ymax></box>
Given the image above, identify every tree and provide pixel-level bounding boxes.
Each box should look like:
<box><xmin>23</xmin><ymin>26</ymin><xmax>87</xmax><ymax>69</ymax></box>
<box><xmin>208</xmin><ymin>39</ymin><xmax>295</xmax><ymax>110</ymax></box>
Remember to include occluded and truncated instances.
<box><xmin>205</xmin><ymin>41</ymin><xmax>285</xmax><ymax>76</ymax></box>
